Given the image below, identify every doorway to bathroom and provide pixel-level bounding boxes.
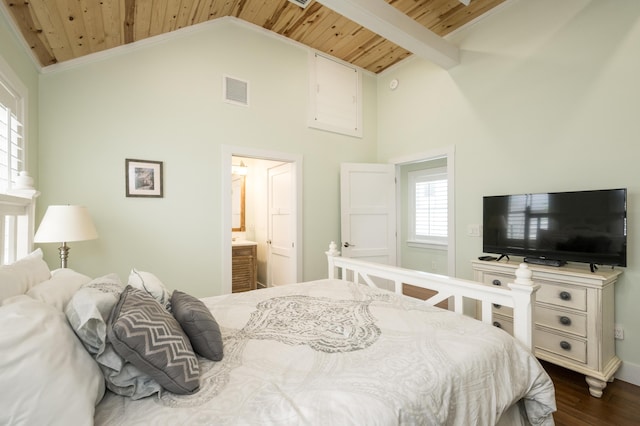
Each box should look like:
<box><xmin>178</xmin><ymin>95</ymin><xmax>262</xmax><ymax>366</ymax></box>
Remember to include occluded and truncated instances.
<box><xmin>221</xmin><ymin>145</ymin><xmax>302</xmax><ymax>294</ymax></box>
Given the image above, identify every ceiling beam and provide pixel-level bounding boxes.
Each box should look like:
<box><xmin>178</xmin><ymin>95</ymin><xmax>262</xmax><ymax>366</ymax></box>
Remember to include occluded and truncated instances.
<box><xmin>316</xmin><ymin>0</ymin><xmax>460</xmax><ymax>69</ymax></box>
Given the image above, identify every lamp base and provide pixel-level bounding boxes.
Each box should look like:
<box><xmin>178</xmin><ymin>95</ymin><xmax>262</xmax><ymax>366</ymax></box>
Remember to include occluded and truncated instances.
<box><xmin>57</xmin><ymin>242</ymin><xmax>70</xmax><ymax>268</ymax></box>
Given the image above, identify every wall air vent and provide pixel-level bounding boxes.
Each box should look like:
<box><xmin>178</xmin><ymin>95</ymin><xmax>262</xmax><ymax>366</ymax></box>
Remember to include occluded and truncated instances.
<box><xmin>288</xmin><ymin>0</ymin><xmax>312</xmax><ymax>9</ymax></box>
<box><xmin>223</xmin><ymin>75</ymin><xmax>249</xmax><ymax>107</ymax></box>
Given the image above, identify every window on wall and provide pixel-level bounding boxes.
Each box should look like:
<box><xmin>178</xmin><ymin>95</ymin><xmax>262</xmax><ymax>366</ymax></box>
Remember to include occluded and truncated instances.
<box><xmin>0</xmin><ymin>71</ymin><xmax>25</xmax><ymax>194</ymax></box>
<box><xmin>0</xmin><ymin>59</ymin><xmax>28</xmax><ymax>264</ymax></box>
<box><xmin>408</xmin><ymin>167</ymin><xmax>448</xmax><ymax>247</ymax></box>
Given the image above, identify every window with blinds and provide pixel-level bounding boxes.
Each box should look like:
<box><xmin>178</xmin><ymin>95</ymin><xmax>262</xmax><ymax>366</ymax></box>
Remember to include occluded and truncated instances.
<box><xmin>0</xmin><ymin>78</ymin><xmax>24</xmax><ymax>194</ymax></box>
<box><xmin>0</xmin><ymin>59</ymin><xmax>28</xmax><ymax>264</ymax></box>
<box><xmin>408</xmin><ymin>167</ymin><xmax>448</xmax><ymax>245</ymax></box>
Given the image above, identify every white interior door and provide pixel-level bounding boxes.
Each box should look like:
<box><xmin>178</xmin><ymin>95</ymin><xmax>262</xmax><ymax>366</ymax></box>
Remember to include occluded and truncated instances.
<box><xmin>267</xmin><ymin>162</ymin><xmax>296</xmax><ymax>286</ymax></box>
<box><xmin>340</xmin><ymin>163</ymin><xmax>396</xmax><ymax>266</ymax></box>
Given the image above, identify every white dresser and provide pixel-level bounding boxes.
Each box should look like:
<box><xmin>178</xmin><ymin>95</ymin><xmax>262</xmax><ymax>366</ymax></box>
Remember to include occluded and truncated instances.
<box><xmin>471</xmin><ymin>259</ymin><xmax>622</xmax><ymax>397</ymax></box>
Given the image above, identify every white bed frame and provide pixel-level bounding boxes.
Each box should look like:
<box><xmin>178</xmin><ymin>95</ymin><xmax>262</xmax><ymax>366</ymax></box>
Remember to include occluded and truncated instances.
<box><xmin>0</xmin><ymin>191</ymin><xmax>38</xmax><ymax>264</ymax></box>
<box><xmin>325</xmin><ymin>242</ymin><xmax>540</xmax><ymax>351</ymax></box>
<box><xmin>1</xmin><ymin>192</ymin><xmax>539</xmax><ymax>352</ymax></box>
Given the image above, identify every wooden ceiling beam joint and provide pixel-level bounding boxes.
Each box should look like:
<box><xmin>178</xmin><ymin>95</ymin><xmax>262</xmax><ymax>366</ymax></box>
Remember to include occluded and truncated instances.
<box><xmin>317</xmin><ymin>0</ymin><xmax>459</xmax><ymax>69</ymax></box>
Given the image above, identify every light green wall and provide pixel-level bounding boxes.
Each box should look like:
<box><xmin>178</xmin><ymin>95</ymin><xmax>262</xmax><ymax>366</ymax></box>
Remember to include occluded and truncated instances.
<box><xmin>377</xmin><ymin>0</ymin><xmax>640</xmax><ymax>375</ymax></box>
<box><xmin>37</xmin><ymin>20</ymin><xmax>377</xmax><ymax>297</ymax></box>
<box><xmin>0</xmin><ymin>10</ymin><xmax>39</xmax><ymax>183</ymax></box>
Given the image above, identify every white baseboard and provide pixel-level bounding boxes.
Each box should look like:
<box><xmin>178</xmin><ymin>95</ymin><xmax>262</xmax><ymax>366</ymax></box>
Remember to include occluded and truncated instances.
<box><xmin>615</xmin><ymin>360</ymin><xmax>640</xmax><ymax>386</ymax></box>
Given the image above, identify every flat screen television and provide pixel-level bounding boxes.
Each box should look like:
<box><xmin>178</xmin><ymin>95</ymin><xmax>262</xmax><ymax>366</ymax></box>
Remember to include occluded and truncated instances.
<box><xmin>483</xmin><ymin>188</ymin><xmax>627</xmax><ymax>269</ymax></box>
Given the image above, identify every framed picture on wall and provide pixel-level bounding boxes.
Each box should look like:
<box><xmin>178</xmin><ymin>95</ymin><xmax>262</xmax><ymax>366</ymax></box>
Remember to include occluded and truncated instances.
<box><xmin>125</xmin><ymin>159</ymin><xmax>163</xmax><ymax>198</ymax></box>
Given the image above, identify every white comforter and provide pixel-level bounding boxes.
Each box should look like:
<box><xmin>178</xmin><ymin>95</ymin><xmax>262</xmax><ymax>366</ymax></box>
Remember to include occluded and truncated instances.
<box><xmin>95</xmin><ymin>279</ymin><xmax>556</xmax><ymax>425</ymax></box>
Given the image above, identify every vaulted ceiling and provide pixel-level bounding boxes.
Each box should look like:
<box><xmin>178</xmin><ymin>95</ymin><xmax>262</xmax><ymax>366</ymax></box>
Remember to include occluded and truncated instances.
<box><xmin>2</xmin><ymin>0</ymin><xmax>507</xmax><ymax>73</ymax></box>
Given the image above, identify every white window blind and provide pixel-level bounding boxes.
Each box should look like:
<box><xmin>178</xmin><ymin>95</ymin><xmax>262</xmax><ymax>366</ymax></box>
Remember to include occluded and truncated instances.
<box><xmin>0</xmin><ymin>57</ymin><xmax>29</xmax><ymax>265</ymax></box>
<box><xmin>0</xmin><ymin>79</ymin><xmax>24</xmax><ymax>194</ymax></box>
<box><xmin>408</xmin><ymin>168</ymin><xmax>448</xmax><ymax>245</ymax></box>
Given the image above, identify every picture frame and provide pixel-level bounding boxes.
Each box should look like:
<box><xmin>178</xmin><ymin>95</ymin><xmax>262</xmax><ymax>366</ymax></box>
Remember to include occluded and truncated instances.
<box><xmin>125</xmin><ymin>159</ymin><xmax>163</xmax><ymax>198</ymax></box>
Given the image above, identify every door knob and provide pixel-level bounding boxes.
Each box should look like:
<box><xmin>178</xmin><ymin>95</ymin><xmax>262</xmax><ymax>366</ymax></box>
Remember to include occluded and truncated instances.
<box><xmin>343</xmin><ymin>242</ymin><xmax>355</xmax><ymax>248</ymax></box>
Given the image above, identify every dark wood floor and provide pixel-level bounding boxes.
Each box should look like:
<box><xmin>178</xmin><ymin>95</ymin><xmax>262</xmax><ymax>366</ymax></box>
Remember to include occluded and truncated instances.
<box><xmin>542</xmin><ymin>361</ymin><xmax>640</xmax><ymax>425</ymax></box>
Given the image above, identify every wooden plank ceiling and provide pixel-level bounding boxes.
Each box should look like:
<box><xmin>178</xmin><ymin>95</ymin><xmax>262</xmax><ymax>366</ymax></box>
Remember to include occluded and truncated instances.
<box><xmin>2</xmin><ymin>0</ymin><xmax>506</xmax><ymax>73</ymax></box>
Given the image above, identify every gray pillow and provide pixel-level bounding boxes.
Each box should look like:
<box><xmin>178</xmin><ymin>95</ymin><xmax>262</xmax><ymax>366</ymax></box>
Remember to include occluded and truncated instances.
<box><xmin>108</xmin><ymin>286</ymin><xmax>200</xmax><ymax>395</ymax></box>
<box><xmin>171</xmin><ymin>290</ymin><xmax>224</xmax><ymax>361</ymax></box>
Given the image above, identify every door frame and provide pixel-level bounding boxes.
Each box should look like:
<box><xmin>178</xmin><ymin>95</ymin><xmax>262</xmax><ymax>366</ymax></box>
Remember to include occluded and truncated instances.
<box><xmin>388</xmin><ymin>146</ymin><xmax>456</xmax><ymax>276</ymax></box>
<box><xmin>221</xmin><ymin>145</ymin><xmax>303</xmax><ymax>294</ymax></box>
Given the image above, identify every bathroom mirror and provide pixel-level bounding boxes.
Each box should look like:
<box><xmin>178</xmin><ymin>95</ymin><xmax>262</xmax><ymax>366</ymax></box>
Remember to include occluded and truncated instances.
<box><xmin>231</xmin><ymin>174</ymin><xmax>246</xmax><ymax>232</ymax></box>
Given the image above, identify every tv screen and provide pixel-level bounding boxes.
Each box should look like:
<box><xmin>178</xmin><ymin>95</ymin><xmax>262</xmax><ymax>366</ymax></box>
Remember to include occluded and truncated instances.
<box><xmin>483</xmin><ymin>188</ymin><xmax>627</xmax><ymax>267</ymax></box>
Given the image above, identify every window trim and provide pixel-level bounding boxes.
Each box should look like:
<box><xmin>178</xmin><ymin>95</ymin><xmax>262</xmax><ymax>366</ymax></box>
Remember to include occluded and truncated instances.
<box><xmin>0</xmin><ymin>55</ymin><xmax>33</xmax><ymax>264</ymax></box>
<box><xmin>0</xmin><ymin>54</ymin><xmax>28</xmax><ymax>194</ymax></box>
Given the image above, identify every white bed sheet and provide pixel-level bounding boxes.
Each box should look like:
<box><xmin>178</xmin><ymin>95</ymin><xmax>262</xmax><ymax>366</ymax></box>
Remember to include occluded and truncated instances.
<box><xmin>95</xmin><ymin>279</ymin><xmax>555</xmax><ymax>425</ymax></box>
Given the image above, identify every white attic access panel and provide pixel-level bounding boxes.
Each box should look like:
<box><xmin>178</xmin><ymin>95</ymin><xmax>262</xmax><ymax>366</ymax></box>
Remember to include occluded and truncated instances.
<box><xmin>308</xmin><ymin>52</ymin><xmax>362</xmax><ymax>138</ymax></box>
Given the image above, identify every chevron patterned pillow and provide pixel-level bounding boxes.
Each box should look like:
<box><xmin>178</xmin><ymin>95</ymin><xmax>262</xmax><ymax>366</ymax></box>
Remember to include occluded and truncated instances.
<box><xmin>108</xmin><ymin>286</ymin><xmax>200</xmax><ymax>395</ymax></box>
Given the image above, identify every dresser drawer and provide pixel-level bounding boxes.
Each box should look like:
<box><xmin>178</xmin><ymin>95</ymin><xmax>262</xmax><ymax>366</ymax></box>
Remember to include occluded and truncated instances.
<box><xmin>233</xmin><ymin>245</ymin><xmax>256</xmax><ymax>257</ymax></box>
<box><xmin>491</xmin><ymin>315</ymin><xmax>514</xmax><ymax>335</ymax></box>
<box><xmin>481</xmin><ymin>273</ymin><xmax>514</xmax><ymax>317</ymax></box>
<box><xmin>535</xmin><ymin>328</ymin><xmax>587</xmax><ymax>364</ymax></box>
<box><xmin>536</xmin><ymin>305</ymin><xmax>586</xmax><ymax>337</ymax></box>
<box><xmin>537</xmin><ymin>281</ymin><xmax>587</xmax><ymax>311</ymax></box>
<box><xmin>480</xmin><ymin>272</ymin><xmax>511</xmax><ymax>288</ymax></box>
<box><xmin>492</xmin><ymin>303</ymin><xmax>513</xmax><ymax>318</ymax></box>
<box><xmin>491</xmin><ymin>314</ymin><xmax>588</xmax><ymax>365</ymax></box>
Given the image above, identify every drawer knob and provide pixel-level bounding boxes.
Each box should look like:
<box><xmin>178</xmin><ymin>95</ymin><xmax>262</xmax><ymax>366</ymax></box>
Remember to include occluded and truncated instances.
<box><xmin>560</xmin><ymin>316</ymin><xmax>572</xmax><ymax>326</ymax></box>
<box><xmin>492</xmin><ymin>279</ymin><xmax>502</xmax><ymax>286</ymax></box>
<box><xmin>560</xmin><ymin>341</ymin><xmax>572</xmax><ymax>350</ymax></box>
<box><xmin>559</xmin><ymin>291</ymin><xmax>572</xmax><ymax>301</ymax></box>
<box><xmin>493</xmin><ymin>303</ymin><xmax>502</xmax><ymax>309</ymax></box>
<box><xmin>493</xmin><ymin>321</ymin><xmax>502</xmax><ymax>329</ymax></box>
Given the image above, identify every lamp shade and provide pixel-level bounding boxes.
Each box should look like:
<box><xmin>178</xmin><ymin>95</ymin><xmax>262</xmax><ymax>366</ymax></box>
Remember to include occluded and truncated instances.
<box><xmin>34</xmin><ymin>205</ymin><xmax>98</xmax><ymax>243</ymax></box>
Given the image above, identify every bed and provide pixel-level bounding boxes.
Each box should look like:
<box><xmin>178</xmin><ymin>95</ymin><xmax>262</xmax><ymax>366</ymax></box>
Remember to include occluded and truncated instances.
<box><xmin>0</xmin><ymin>197</ymin><xmax>556</xmax><ymax>425</ymax></box>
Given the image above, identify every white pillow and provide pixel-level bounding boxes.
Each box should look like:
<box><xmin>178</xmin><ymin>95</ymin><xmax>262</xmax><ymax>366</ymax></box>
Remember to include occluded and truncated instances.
<box><xmin>65</xmin><ymin>275</ymin><xmax>163</xmax><ymax>399</ymax></box>
<box><xmin>26</xmin><ymin>268</ymin><xmax>92</xmax><ymax>311</ymax></box>
<box><xmin>65</xmin><ymin>273</ymin><xmax>123</xmax><ymax>355</ymax></box>
<box><xmin>0</xmin><ymin>248</ymin><xmax>51</xmax><ymax>303</ymax></box>
<box><xmin>128</xmin><ymin>268</ymin><xmax>172</xmax><ymax>310</ymax></box>
<box><xmin>0</xmin><ymin>295</ymin><xmax>105</xmax><ymax>426</ymax></box>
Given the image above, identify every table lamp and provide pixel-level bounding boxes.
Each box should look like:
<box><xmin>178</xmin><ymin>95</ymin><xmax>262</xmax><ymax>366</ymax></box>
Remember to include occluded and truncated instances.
<box><xmin>34</xmin><ymin>205</ymin><xmax>98</xmax><ymax>268</ymax></box>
